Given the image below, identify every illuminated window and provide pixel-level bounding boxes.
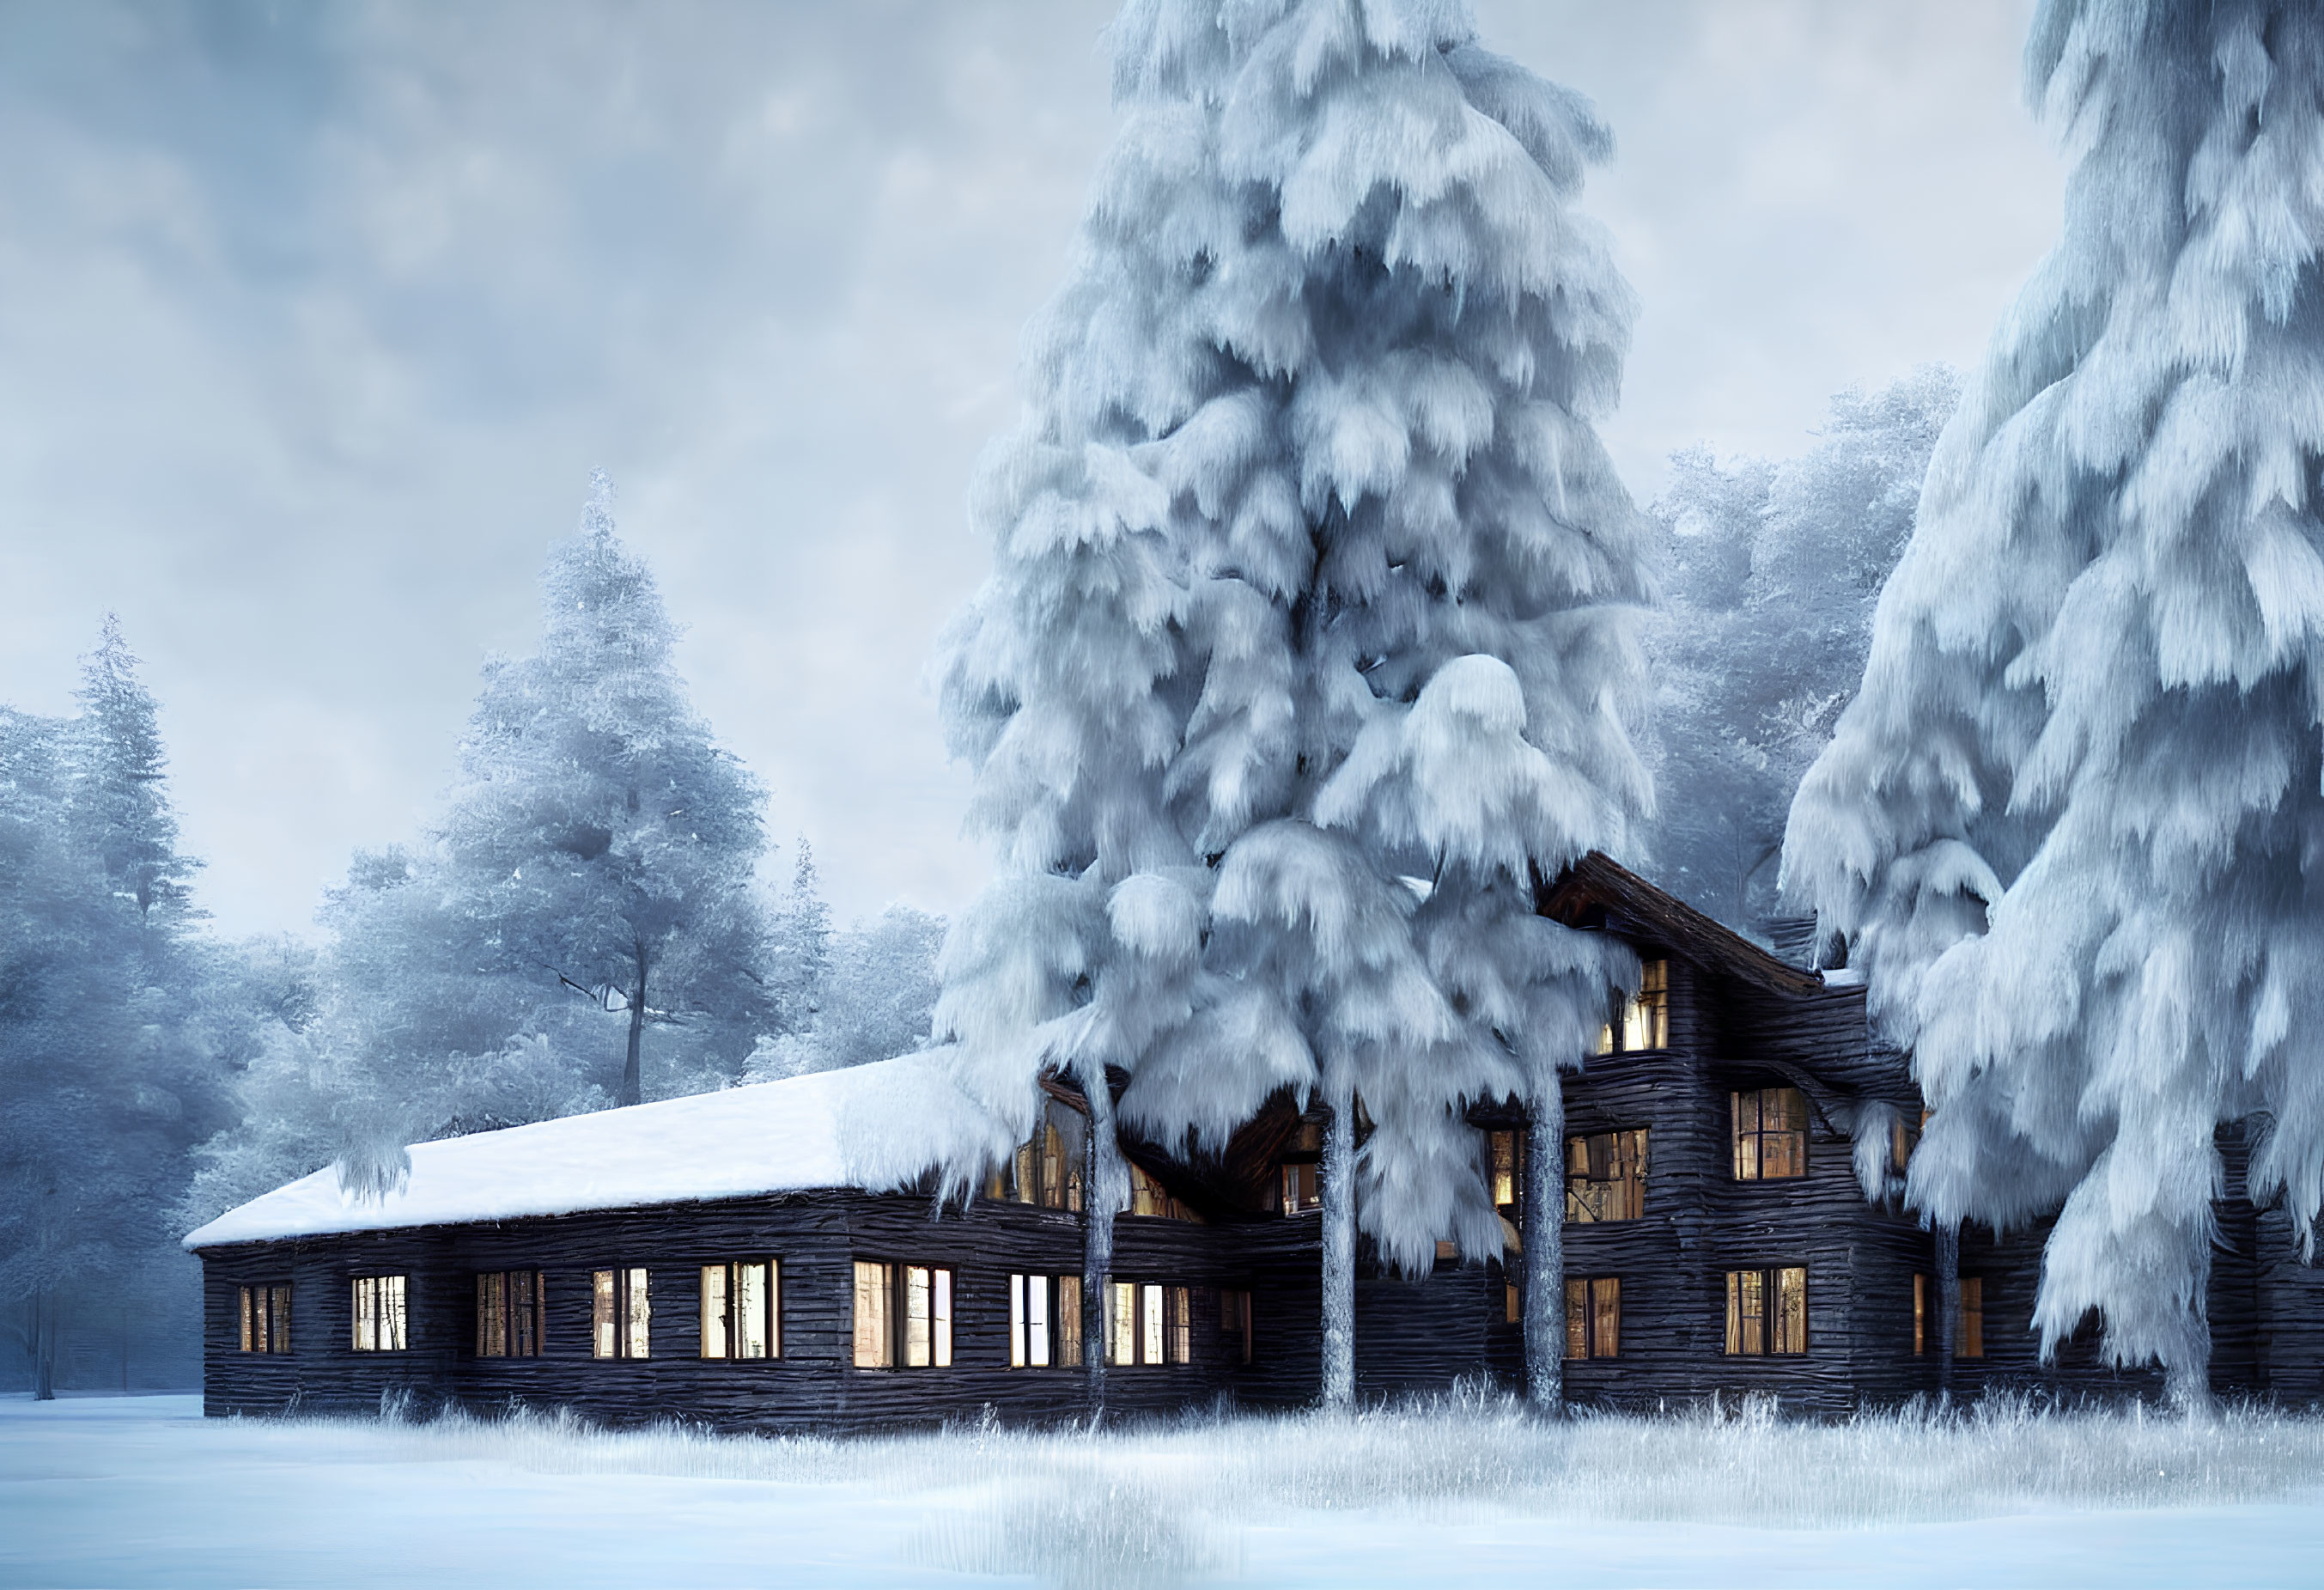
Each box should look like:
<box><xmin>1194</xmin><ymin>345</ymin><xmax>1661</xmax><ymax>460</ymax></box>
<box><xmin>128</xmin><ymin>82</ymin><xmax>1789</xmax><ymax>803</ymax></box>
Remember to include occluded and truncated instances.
<box><xmin>1913</xmin><ymin>1273</ymin><xmax>1984</xmax><ymax>1358</ymax></box>
<box><xmin>237</xmin><ymin>1284</ymin><xmax>292</xmax><ymax>1354</ymax></box>
<box><xmin>1731</xmin><ymin>1087</ymin><xmax>1809</xmax><ymax>1180</ymax></box>
<box><xmin>592</xmin><ymin>1268</ymin><xmax>650</xmax><ymax>1359</ymax></box>
<box><xmin>475</xmin><ymin>1270</ymin><xmax>543</xmax><ymax>1357</ymax></box>
<box><xmin>1566</xmin><ymin>1129</ymin><xmax>1647</xmax><ymax>1221</ymax></box>
<box><xmin>1279</xmin><ymin>1120</ymin><xmax>1323</xmax><ymax>1215</ymax></box>
<box><xmin>1622</xmin><ymin>959</ymin><xmax>1670</xmax><ymax>1050</ymax></box>
<box><xmin>1105</xmin><ymin>1280</ymin><xmax>1191</xmax><ymax>1366</ymax></box>
<box><xmin>1007</xmin><ymin>1272</ymin><xmax>1082</xmax><ymax>1368</ymax></box>
<box><xmin>1725</xmin><ymin>1266</ymin><xmax>1807</xmax><ymax>1355</ymax></box>
<box><xmin>1129</xmin><ymin>1161</ymin><xmax>1202</xmax><ymax>1221</ymax></box>
<box><xmin>1564</xmin><ymin>1276</ymin><xmax>1621</xmax><ymax>1359</ymax></box>
<box><xmin>1488</xmin><ymin>1129</ymin><xmax>1524</xmax><ymax>1213</ymax></box>
<box><xmin>350</xmin><ymin>1275</ymin><xmax>407</xmax><ymax>1352</ymax></box>
<box><xmin>854</xmin><ymin>1261</ymin><xmax>952</xmax><ymax>1369</ymax></box>
<box><xmin>984</xmin><ymin>1120</ymin><xmax>1082</xmax><ymax>1211</ymax></box>
<box><xmin>700</xmin><ymin>1260</ymin><xmax>780</xmax><ymax>1360</ymax></box>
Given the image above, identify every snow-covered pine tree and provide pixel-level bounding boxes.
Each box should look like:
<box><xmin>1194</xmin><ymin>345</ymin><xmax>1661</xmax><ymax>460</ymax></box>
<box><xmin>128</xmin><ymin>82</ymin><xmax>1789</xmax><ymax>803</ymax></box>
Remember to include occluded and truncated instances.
<box><xmin>1784</xmin><ymin>0</ymin><xmax>2324</xmax><ymax>1398</ymax></box>
<box><xmin>438</xmin><ymin>472</ymin><xmax>773</xmax><ymax>1109</ymax></box>
<box><xmin>939</xmin><ymin>0</ymin><xmax>1651</xmax><ymax>1411</ymax></box>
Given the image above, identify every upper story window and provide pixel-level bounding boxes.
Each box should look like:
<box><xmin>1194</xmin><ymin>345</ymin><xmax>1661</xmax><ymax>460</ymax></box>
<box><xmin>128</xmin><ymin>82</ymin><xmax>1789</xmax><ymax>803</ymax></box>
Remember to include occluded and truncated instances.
<box><xmin>700</xmin><ymin>1260</ymin><xmax>780</xmax><ymax>1360</ymax></box>
<box><xmin>1279</xmin><ymin>1120</ymin><xmax>1323</xmax><ymax>1215</ymax></box>
<box><xmin>1129</xmin><ymin>1161</ymin><xmax>1202</xmax><ymax>1221</ymax></box>
<box><xmin>350</xmin><ymin>1276</ymin><xmax>408</xmax><ymax>1352</ymax></box>
<box><xmin>986</xmin><ymin>1120</ymin><xmax>1080</xmax><ymax>1211</ymax></box>
<box><xmin>1725</xmin><ymin>1265</ymin><xmax>1807</xmax><ymax>1355</ymax></box>
<box><xmin>476</xmin><ymin>1270</ymin><xmax>543</xmax><ymax>1358</ymax></box>
<box><xmin>592</xmin><ymin>1267</ymin><xmax>651</xmax><ymax>1360</ymax></box>
<box><xmin>1008</xmin><ymin>1272</ymin><xmax>1082</xmax><ymax>1368</ymax></box>
<box><xmin>1731</xmin><ymin>1087</ymin><xmax>1810</xmax><ymax>1180</ymax></box>
<box><xmin>1488</xmin><ymin>1129</ymin><xmax>1524</xmax><ymax>1213</ymax></box>
<box><xmin>1596</xmin><ymin>958</ymin><xmax>1670</xmax><ymax>1053</ymax></box>
<box><xmin>854</xmin><ymin>1260</ymin><xmax>951</xmax><ymax>1368</ymax></box>
<box><xmin>1567</xmin><ymin>1130</ymin><xmax>1648</xmax><ymax>1222</ymax></box>
<box><xmin>1107</xmin><ymin>1280</ymin><xmax>1191</xmax><ymax>1367</ymax></box>
<box><xmin>238</xmin><ymin>1283</ymin><xmax>291</xmax><ymax>1354</ymax></box>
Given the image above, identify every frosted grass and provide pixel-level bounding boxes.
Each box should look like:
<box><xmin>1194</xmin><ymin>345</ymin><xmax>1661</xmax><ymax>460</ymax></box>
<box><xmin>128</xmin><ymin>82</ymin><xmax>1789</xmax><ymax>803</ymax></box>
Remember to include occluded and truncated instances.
<box><xmin>243</xmin><ymin>1386</ymin><xmax>2324</xmax><ymax>1587</ymax></box>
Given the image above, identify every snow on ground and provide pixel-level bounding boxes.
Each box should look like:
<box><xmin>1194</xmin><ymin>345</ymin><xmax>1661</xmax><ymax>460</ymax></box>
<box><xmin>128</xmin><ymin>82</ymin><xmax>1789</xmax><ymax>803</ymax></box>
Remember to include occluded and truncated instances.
<box><xmin>6</xmin><ymin>1392</ymin><xmax>2323</xmax><ymax>1588</ymax></box>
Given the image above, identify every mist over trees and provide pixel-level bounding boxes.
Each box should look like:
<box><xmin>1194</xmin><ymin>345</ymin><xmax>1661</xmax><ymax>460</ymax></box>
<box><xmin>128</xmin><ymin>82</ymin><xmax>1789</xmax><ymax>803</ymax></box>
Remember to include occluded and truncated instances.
<box><xmin>1638</xmin><ymin>368</ymin><xmax>1958</xmax><ymax>931</ymax></box>
<box><xmin>3</xmin><ymin>496</ymin><xmax>946</xmax><ymax>1394</ymax></box>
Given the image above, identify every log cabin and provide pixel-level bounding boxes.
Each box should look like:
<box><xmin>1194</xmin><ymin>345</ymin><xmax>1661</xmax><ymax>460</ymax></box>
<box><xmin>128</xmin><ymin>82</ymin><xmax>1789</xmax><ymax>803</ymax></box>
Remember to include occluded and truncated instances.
<box><xmin>186</xmin><ymin>854</ymin><xmax>2324</xmax><ymax>1428</ymax></box>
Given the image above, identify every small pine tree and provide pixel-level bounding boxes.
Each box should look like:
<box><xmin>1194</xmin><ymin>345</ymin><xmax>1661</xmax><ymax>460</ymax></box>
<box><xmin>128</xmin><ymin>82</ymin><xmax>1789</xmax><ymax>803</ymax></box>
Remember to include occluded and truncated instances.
<box><xmin>939</xmin><ymin>0</ymin><xmax>1652</xmax><ymax>1410</ymax></box>
<box><xmin>438</xmin><ymin>472</ymin><xmax>772</xmax><ymax>1108</ymax></box>
<box><xmin>1785</xmin><ymin>0</ymin><xmax>2324</xmax><ymax>1398</ymax></box>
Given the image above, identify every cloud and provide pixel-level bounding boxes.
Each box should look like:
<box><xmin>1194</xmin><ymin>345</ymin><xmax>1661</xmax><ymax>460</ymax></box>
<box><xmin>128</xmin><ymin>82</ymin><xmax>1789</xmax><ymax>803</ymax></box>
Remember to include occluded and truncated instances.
<box><xmin>0</xmin><ymin>0</ymin><xmax>2061</xmax><ymax>940</ymax></box>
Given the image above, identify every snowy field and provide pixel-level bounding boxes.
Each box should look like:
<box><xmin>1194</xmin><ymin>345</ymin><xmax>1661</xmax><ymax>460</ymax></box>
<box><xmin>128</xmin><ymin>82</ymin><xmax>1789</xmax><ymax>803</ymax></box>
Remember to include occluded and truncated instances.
<box><xmin>5</xmin><ymin>1393</ymin><xmax>2323</xmax><ymax>1589</ymax></box>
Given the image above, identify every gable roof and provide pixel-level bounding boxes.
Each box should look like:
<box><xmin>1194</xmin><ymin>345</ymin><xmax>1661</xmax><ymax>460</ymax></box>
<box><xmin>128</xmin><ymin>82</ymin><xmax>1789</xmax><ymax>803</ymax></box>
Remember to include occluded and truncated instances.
<box><xmin>183</xmin><ymin>1050</ymin><xmax>1012</xmax><ymax>1251</ymax></box>
<box><xmin>1539</xmin><ymin>851</ymin><xmax>1828</xmax><ymax>997</ymax></box>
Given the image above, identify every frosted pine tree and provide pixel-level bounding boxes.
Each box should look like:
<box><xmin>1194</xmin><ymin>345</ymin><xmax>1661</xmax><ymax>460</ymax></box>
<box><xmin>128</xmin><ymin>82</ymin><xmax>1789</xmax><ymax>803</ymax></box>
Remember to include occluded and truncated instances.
<box><xmin>1785</xmin><ymin>0</ymin><xmax>2324</xmax><ymax>1397</ymax></box>
<box><xmin>939</xmin><ymin>0</ymin><xmax>1651</xmax><ymax>1410</ymax></box>
<box><xmin>439</xmin><ymin>473</ymin><xmax>774</xmax><ymax>1109</ymax></box>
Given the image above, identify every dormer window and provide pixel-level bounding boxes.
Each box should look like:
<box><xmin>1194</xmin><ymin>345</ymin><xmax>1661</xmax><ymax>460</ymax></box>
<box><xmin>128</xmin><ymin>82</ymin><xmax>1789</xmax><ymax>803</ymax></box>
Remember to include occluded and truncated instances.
<box><xmin>1129</xmin><ymin>1161</ymin><xmax>1202</xmax><ymax>1221</ymax></box>
<box><xmin>986</xmin><ymin>1120</ymin><xmax>1081</xmax><ymax>1211</ymax></box>
<box><xmin>1596</xmin><ymin>958</ymin><xmax>1670</xmax><ymax>1053</ymax></box>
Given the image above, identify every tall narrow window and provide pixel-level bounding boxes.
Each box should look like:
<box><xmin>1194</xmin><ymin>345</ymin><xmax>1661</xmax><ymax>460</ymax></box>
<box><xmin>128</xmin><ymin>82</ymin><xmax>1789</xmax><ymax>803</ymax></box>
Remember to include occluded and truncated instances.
<box><xmin>1725</xmin><ymin>1266</ymin><xmax>1807</xmax><ymax>1355</ymax></box>
<box><xmin>351</xmin><ymin>1276</ymin><xmax>408</xmax><ymax>1352</ymax></box>
<box><xmin>237</xmin><ymin>1284</ymin><xmax>292</xmax><ymax>1354</ymax></box>
<box><xmin>1566</xmin><ymin>1130</ymin><xmax>1647</xmax><ymax>1221</ymax></box>
<box><xmin>1109</xmin><ymin>1281</ymin><xmax>1137</xmax><ymax>1366</ymax></box>
<box><xmin>1056</xmin><ymin>1274</ymin><xmax>1082</xmax><ymax>1367</ymax></box>
<box><xmin>1220</xmin><ymin>1288</ymin><xmax>1253</xmax><ymax>1365</ymax></box>
<box><xmin>700</xmin><ymin>1260</ymin><xmax>779</xmax><ymax>1360</ymax></box>
<box><xmin>985</xmin><ymin>1121</ymin><xmax>1083</xmax><ymax>1211</ymax></box>
<box><xmin>1488</xmin><ymin>1130</ymin><xmax>1524</xmax><ymax>1213</ymax></box>
<box><xmin>1105</xmin><ymin>1280</ymin><xmax>1190</xmax><ymax>1367</ymax></box>
<box><xmin>1731</xmin><ymin>1087</ymin><xmax>1809</xmax><ymax>1180</ymax></box>
<box><xmin>1563</xmin><ymin>1276</ymin><xmax>1621</xmax><ymax>1359</ymax></box>
<box><xmin>476</xmin><ymin>1270</ymin><xmax>543</xmax><ymax>1357</ymax></box>
<box><xmin>592</xmin><ymin>1268</ymin><xmax>649</xmax><ymax>1359</ymax></box>
<box><xmin>854</xmin><ymin>1261</ymin><xmax>952</xmax><ymax>1369</ymax></box>
<box><xmin>1279</xmin><ymin>1120</ymin><xmax>1323</xmax><ymax>1215</ymax></box>
<box><xmin>853</xmin><ymin>1260</ymin><xmax>891</xmax><ymax>1368</ymax></box>
<box><xmin>1621</xmin><ymin>959</ymin><xmax>1670</xmax><ymax>1050</ymax></box>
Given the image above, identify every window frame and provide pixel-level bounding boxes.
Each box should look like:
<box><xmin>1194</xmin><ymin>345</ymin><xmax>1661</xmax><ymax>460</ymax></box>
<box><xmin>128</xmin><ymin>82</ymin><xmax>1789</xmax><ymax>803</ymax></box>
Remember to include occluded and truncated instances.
<box><xmin>1105</xmin><ymin>1278</ymin><xmax>1193</xmax><ymax>1367</ymax></box>
<box><xmin>591</xmin><ymin>1266</ymin><xmax>652</xmax><ymax>1360</ymax></box>
<box><xmin>1913</xmin><ymin>1272</ymin><xmax>1984</xmax><ymax>1359</ymax></box>
<box><xmin>350</xmin><ymin>1274</ymin><xmax>409</xmax><ymax>1353</ymax></box>
<box><xmin>237</xmin><ymin>1282</ymin><xmax>293</xmax><ymax>1355</ymax></box>
<box><xmin>1563</xmin><ymin>1275</ymin><xmax>1621</xmax><ymax>1360</ymax></box>
<box><xmin>852</xmin><ymin>1259</ymin><xmax>953</xmax><ymax>1370</ymax></box>
<box><xmin>1007</xmin><ymin>1271</ymin><xmax>1083</xmax><ymax>1368</ymax></box>
<box><xmin>1730</xmin><ymin>1087</ymin><xmax>1810</xmax><ymax>1181</ymax></box>
<box><xmin>1565</xmin><ymin>1128</ymin><xmax>1648</xmax><ymax>1222</ymax></box>
<box><xmin>699</xmin><ymin>1258</ymin><xmax>782</xmax><ymax>1361</ymax></box>
<box><xmin>474</xmin><ymin>1270</ymin><xmax>544</xmax><ymax>1358</ymax></box>
<box><xmin>1597</xmin><ymin>957</ymin><xmax>1671</xmax><ymax>1054</ymax></box>
<box><xmin>1724</xmin><ymin>1265</ymin><xmax>1809</xmax><ymax>1356</ymax></box>
<box><xmin>986</xmin><ymin>1120</ymin><xmax>1083</xmax><ymax>1211</ymax></box>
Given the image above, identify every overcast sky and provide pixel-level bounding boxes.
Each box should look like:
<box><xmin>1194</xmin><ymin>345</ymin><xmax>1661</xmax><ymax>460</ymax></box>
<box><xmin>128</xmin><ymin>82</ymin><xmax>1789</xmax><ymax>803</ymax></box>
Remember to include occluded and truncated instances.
<box><xmin>0</xmin><ymin>0</ymin><xmax>2063</xmax><ymax>941</ymax></box>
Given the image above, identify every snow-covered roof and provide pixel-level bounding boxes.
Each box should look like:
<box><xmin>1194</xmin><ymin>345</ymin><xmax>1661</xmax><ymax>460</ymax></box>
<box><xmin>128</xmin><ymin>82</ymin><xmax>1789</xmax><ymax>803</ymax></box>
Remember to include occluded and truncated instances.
<box><xmin>183</xmin><ymin>1050</ymin><xmax>1013</xmax><ymax>1251</ymax></box>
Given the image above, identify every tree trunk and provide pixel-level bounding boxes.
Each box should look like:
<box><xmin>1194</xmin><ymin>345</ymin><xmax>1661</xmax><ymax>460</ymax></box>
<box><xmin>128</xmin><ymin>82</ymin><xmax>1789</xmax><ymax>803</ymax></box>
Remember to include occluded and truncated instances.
<box><xmin>1936</xmin><ymin>1221</ymin><xmax>1959</xmax><ymax>1402</ymax></box>
<box><xmin>1523</xmin><ymin>1074</ymin><xmax>1566</xmax><ymax>1413</ymax></box>
<box><xmin>1080</xmin><ymin>1062</ymin><xmax>1119</xmax><ymax>1420</ymax></box>
<box><xmin>33</xmin><ymin>1286</ymin><xmax>55</xmax><ymax>1402</ymax></box>
<box><xmin>621</xmin><ymin>946</ymin><xmax>648</xmax><ymax>1107</ymax></box>
<box><xmin>1320</xmin><ymin>1060</ymin><xmax>1356</xmax><ymax>1411</ymax></box>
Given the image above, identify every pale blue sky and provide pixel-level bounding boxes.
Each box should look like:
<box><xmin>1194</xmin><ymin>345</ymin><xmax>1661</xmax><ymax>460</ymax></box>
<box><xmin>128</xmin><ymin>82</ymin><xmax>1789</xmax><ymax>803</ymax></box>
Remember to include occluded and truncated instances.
<box><xmin>0</xmin><ymin>0</ymin><xmax>2060</xmax><ymax>939</ymax></box>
